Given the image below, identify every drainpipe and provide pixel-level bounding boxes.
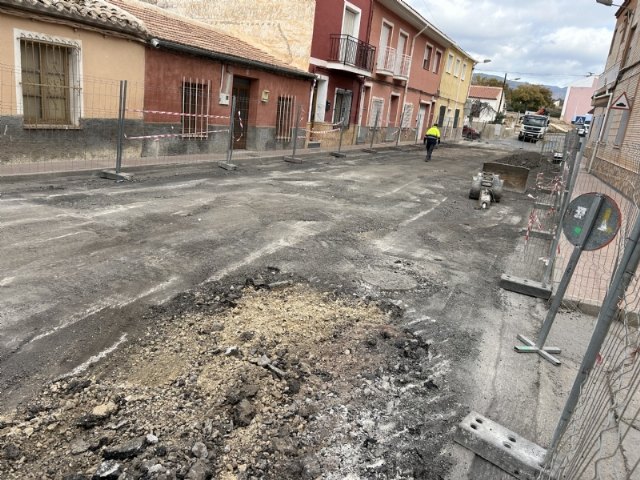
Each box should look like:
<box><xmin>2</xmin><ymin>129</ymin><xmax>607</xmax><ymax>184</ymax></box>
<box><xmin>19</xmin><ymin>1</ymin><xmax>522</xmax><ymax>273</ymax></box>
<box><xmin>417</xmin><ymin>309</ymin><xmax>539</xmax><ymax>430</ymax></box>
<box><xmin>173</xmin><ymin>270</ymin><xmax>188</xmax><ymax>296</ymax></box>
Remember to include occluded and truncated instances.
<box><xmin>403</xmin><ymin>24</ymin><xmax>430</xmax><ymax>127</ymax></box>
<box><xmin>587</xmin><ymin>90</ymin><xmax>613</xmax><ymax>172</ymax></box>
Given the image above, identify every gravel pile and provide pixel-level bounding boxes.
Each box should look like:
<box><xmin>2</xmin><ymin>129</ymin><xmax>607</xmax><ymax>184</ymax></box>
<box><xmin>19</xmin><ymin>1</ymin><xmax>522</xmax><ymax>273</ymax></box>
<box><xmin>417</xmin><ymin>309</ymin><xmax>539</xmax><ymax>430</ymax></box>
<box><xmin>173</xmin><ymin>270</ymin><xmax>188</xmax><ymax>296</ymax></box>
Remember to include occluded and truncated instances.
<box><xmin>1</xmin><ymin>270</ymin><xmax>460</xmax><ymax>479</ymax></box>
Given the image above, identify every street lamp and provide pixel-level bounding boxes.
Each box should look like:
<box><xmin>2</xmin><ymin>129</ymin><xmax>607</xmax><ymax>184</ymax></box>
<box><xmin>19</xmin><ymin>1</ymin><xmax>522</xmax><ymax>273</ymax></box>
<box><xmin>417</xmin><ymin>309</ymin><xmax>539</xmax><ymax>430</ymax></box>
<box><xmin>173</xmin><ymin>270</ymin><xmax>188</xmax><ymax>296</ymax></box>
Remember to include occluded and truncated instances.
<box><xmin>495</xmin><ymin>74</ymin><xmax>520</xmax><ymax>122</ymax></box>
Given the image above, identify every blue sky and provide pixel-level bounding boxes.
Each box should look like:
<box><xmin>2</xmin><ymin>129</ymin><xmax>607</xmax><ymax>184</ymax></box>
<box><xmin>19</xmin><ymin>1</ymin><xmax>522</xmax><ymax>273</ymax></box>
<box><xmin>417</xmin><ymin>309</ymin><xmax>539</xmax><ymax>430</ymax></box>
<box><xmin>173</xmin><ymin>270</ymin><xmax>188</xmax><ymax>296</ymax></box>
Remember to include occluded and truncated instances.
<box><xmin>413</xmin><ymin>0</ymin><xmax>618</xmax><ymax>87</ymax></box>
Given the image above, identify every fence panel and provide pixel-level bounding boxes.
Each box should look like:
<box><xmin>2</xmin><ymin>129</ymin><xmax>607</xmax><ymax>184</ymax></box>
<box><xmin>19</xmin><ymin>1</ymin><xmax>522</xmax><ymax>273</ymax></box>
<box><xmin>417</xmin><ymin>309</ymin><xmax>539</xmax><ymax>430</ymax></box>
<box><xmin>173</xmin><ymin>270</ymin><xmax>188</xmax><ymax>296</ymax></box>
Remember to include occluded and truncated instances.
<box><xmin>540</xmin><ymin>144</ymin><xmax>640</xmax><ymax>479</ymax></box>
<box><xmin>1</xmin><ymin>64</ymin><xmax>122</xmax><ymax>175</ymax></box>
<box><xmin>502</xmin><ymin>132</ymin><xmax>579</xmax><ymax>286</ymax></box>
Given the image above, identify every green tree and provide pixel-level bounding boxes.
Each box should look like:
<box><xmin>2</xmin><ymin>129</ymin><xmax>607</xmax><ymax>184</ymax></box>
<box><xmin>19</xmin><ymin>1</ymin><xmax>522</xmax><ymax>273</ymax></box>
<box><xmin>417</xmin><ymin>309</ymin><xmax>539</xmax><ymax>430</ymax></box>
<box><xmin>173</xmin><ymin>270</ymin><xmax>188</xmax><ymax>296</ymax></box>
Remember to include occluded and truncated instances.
<box><xmin>472</xmin><ymin>75</ymin><xmax>504</xmax><ymax>88</ymax></box>
<box><xmin>510</xmin><ymin>84</ymin><xmax>554</xmax><ymax>113</ymax></box>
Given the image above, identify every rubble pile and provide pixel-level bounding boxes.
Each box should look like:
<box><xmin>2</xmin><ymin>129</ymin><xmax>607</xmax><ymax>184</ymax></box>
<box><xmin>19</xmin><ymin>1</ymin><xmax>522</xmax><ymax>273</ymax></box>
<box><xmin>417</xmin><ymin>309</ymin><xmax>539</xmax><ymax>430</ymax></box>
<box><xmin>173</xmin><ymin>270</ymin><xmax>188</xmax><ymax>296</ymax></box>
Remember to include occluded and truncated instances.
<box><xmin>1</xmin><ymin>272</ymin><xmax>460</xmax><ymax>479</ymax></box>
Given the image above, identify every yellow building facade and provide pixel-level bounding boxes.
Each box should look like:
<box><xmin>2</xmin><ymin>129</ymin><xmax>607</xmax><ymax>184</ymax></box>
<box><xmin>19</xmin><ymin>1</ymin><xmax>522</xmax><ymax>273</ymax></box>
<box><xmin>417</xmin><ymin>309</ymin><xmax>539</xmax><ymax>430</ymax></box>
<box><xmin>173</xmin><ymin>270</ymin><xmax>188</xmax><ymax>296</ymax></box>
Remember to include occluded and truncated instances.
<box><xmin>432</xmin><ymin>45</ymin><xmax>475</xmax><ymax>138</ymax></box>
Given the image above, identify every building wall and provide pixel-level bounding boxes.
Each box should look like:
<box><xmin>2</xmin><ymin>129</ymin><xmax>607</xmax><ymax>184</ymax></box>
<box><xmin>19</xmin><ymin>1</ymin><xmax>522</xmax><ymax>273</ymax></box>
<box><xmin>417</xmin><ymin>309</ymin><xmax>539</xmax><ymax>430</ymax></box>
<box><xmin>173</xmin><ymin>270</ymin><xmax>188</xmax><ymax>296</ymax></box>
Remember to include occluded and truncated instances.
<box><xmin>561</xmin><ymin>78</ymin><xmax>597</xmax><ymax>123</ymax></box>
<box><xmin>311</xmin><ymin>0</ymin><xmax>372</xmax><ymax>61</ymax></box>
<box><xmin>434</xmin><ymin>45</ymin><xmax>474</xmax><ymax>134</ymax></box>
<box><xmin>0</xmin><ymin>11</ymin><xmax>145</xmax><ymax>164</ymax></box>
<box><xmin>366</xmin><ymin>3</ymin><xmax>447</xmax><ymax>137</ymax></box>
<box><xmin>142</xmin><ymin>48</ymin><xmax>312</xmax><ymax>155</ymax></box>
<box><xmin>0</xmin><ymin>12</ymin><xmax>145</xmax><ymax>117</ymax></box>
<box><xmin>143</xmin><ymin>0</ymin><xmax>315</xmax><ymax>72</ymax></box>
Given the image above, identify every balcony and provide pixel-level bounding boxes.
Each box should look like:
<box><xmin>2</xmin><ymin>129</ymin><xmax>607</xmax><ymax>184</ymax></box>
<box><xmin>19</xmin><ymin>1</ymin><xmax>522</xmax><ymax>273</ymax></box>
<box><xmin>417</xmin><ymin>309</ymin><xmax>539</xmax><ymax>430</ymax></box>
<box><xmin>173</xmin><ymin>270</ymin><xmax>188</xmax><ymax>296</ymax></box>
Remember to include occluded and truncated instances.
<box><xmin>376</xmin><ymin>46</ymin><xmax>411</xmax><ymax>79</ymax></box>
<box><xmin>595</xmin><ymin>61</ymin><xmax>620</xmax><ymax>91</ymax></box>
<box><xmin>328</xmin><ymin>34</ymin><xmax>376</xmax><ymax>76</ymax></box>
<box><xmin>377</xmin><ymin>46</ymin><xmax>396</xmax><ymax>75</ymax></box>
<box><xmin>395</xmin><ymin>54</ymin><xmax>411</xmax><ymax>80</ymax></box>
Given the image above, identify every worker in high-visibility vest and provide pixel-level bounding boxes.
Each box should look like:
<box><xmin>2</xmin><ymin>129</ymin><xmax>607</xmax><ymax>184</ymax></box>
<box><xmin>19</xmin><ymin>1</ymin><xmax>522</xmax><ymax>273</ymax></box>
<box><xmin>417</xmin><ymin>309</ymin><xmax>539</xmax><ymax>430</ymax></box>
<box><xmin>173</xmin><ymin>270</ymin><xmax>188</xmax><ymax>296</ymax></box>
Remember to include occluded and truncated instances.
<box><xmin>424</xmin><ymin>123</ymin><xmax>441</xmax><ymax>161</ymax></box>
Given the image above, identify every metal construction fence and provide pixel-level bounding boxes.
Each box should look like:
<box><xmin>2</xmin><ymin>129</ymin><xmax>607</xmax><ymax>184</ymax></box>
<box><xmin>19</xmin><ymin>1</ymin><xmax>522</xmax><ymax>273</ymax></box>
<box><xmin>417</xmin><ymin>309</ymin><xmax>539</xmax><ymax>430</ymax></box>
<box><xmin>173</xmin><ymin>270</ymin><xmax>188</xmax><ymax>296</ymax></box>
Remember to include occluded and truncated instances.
<box><xmin>535</xmin><ymin>142</ymin><xmax>640</xmax><ymax>479</ymax></box>
<box><xmin>502</xmin><ymin>131</ymin><xmax>580</xmax><ymax>288</ymax></box>
<box><xmin>496</xmin><ymin>132</ymin><xmax>640</xmax><ymax>478</ymax></box>
<box><xmin>0</xmin><ymin>67</ymin><xmax>426</xmax><ymax>177</ymax></box>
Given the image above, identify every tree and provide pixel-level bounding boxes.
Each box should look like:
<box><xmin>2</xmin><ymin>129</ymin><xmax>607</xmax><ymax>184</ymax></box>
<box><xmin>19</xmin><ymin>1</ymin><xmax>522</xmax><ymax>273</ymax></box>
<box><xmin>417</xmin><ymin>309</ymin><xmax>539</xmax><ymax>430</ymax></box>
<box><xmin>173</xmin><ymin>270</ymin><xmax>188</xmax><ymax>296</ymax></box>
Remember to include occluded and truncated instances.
<box><xmin>472</xmin><ymin>75</ymin><xmax>504</xmax><ymax>88</ymax></box>
<box><xmin>510</xmin><ymin>84</ymin><xmax>554</xmax><ymax>113</ymax></box>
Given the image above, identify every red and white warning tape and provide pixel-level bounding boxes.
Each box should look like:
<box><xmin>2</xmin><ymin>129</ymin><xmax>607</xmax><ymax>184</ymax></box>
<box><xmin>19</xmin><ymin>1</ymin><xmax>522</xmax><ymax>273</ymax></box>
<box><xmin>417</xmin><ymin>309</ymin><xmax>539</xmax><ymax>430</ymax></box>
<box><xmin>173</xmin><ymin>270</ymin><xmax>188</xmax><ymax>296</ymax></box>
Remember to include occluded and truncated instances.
<box><xmin>127</xmin><ymin>109</ymin><xmax>230</xmax><ymax>120</ymax></box>
<box><xmin>125</xmin><ymin>129</ymin><xmax>230</xmax><ymax>140</ymax></box>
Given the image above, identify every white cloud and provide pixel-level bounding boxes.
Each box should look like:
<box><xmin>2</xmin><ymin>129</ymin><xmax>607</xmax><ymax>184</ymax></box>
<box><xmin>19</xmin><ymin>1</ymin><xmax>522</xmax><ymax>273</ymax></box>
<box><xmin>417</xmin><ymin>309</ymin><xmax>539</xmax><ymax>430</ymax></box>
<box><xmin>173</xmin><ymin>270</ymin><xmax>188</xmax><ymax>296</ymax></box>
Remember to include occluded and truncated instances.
<box><xmin>412</xmin><ymin>0</ymin><xmax>617</xmax><ymax>86</ymax></box>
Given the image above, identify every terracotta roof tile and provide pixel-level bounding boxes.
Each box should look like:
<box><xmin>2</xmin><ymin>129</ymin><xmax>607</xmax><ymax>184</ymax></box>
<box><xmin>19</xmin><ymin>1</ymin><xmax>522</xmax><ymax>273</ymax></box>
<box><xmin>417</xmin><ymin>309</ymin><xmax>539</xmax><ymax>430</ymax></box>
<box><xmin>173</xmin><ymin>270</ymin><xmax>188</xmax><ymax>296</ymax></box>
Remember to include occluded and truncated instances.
<box><xmin>469</xmin><ymin>85</ymin><xmax>503</xmax><ymax>101</ymax></box>
<box><xmin>110</xmin><ymin>0</ymin><xmax>307</xmax><ymax>75</ymax></box>
<box><xmin>1</xmin><ymin>0</ymin><xmax>147</xmax><ymax>35</ymax></box>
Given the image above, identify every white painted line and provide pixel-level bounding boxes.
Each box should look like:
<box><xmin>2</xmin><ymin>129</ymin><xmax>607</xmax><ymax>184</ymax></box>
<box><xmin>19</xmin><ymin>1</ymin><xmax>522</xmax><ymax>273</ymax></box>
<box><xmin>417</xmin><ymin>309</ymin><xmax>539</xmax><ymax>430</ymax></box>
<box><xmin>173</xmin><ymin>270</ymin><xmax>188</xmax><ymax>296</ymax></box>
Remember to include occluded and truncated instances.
<box><xmin>376</xmin><ymin>179</ymin><xmax>421</xmax><ymax>198</ymax></box>
<box><xmin>207</xmin><ymin>221</ymin><xmax>327</xmax><ymax>282</ymax></box>
<box><xmin>399</xmin><ymin>198</ymin><xmax>447</xmax><ymax>227</ymax></box>
<box><xmin>57</xmin><ymin>333</ymin><xmax>128</xmax><ymax>379</ymax></box>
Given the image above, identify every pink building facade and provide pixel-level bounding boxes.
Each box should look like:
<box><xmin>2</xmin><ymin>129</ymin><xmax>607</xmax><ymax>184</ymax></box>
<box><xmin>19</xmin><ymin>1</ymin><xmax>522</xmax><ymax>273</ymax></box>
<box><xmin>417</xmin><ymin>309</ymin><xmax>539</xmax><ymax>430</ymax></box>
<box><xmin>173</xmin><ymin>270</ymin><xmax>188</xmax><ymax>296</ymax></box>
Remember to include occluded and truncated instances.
<box><xmin>561</xmin><ymin>77</ymin><xmax>598</xmax><ymax>123</ymax></box>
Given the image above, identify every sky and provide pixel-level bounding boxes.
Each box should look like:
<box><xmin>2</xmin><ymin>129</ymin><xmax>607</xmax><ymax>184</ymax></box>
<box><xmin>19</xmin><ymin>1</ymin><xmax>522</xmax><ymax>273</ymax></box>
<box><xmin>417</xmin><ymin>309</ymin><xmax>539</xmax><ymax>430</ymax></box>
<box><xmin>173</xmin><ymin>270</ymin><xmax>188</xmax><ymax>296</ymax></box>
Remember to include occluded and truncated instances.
<box><xmin>413</xmin><ymin>0</ymin><xmax>620</xmax><ymax>88</ymax></box>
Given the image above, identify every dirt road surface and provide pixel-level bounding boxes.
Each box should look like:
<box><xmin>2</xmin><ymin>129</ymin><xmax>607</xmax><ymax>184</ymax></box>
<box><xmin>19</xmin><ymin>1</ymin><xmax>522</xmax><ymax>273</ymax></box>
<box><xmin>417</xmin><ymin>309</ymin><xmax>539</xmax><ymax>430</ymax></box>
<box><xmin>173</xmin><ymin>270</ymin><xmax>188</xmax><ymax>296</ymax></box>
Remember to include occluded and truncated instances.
<box><xmin>0</xmin><ymin>143</ymin><xmax>557</xmax><ymax>479</ymax></box>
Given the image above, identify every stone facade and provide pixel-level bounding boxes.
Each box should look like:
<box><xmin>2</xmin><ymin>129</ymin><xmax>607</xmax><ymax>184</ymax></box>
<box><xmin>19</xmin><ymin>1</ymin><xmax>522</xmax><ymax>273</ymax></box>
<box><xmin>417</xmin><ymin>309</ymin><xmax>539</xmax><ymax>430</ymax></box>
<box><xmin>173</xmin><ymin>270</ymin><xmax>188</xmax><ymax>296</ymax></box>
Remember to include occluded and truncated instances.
<box><xmin>140</xmin><ymin>0</ymin><xmax>315</xmax><ymax>72</ymax></box>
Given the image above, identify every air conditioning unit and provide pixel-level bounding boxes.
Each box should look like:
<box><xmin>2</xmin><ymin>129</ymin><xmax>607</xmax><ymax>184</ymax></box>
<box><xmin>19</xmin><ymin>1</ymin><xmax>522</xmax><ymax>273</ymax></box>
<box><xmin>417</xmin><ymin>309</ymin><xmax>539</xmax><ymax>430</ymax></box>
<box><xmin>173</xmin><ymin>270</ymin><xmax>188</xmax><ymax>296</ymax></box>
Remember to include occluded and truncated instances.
<box><xmin>219</xmin><ymin>93</ymin><xmax>230</xmax><ymax>105</ymax></box>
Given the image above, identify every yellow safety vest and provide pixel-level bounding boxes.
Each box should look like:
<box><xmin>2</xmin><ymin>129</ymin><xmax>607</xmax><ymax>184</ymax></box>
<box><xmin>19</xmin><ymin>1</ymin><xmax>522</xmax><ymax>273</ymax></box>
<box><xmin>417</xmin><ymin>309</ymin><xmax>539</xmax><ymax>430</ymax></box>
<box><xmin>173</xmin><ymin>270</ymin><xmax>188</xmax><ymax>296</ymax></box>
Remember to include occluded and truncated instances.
<box><xmin>425</xmin><ymin>126</ymin><xmax>440</xmax><ymax>139</ymax></box>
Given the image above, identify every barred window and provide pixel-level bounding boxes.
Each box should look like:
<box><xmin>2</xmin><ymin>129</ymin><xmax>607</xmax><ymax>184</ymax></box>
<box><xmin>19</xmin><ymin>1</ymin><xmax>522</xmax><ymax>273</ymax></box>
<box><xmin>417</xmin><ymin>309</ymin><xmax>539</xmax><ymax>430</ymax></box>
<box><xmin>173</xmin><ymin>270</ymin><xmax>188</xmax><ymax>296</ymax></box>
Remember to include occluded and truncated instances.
<box><xmin>20</xmin><ymin>40</ymin><xmax>73</xmax><ymax>126</ymax></box>
<box><xmin>182</xmin><ymin>79</ymin><xmax>210</xmax><ymax>138</ymax></box>
<box><xmin>276</xmin><ymin>95</ymin><xmax>295</xmax><ymax>141</ymax></box>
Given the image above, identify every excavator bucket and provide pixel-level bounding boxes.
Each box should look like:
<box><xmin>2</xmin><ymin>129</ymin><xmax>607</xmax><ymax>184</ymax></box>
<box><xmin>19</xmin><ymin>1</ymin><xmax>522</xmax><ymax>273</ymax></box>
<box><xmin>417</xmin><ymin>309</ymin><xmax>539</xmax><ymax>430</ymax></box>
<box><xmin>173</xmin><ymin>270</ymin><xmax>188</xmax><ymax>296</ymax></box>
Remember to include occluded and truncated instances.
<box><xmin>482</xmin><ymin>162</ymin><xmax>529</xmax><ymax>193</ymax></box>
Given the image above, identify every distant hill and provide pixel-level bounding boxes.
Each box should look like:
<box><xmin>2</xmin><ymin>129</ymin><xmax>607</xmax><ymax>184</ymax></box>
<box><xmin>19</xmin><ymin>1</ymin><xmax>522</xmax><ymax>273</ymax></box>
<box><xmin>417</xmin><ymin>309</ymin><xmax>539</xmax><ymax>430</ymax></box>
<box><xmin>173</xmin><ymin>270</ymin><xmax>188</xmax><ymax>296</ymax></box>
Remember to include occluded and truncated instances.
<box><xmin>473</xmin><ymin>73</ymin><xmax>567</xmax><ymax>100</ymax></box>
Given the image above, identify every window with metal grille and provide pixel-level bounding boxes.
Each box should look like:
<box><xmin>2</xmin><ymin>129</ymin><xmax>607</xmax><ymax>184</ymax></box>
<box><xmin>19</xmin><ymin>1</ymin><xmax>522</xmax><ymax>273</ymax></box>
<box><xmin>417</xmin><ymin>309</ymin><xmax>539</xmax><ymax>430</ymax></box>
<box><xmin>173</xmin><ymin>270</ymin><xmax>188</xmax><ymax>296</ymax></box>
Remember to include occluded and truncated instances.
<box><xmin>276</xmin><ymin>95</ymin><xmax>295</xmax><ymax>141</ymax></box>
<box><xmin>20</xmin><ymin>40</ymin><xmax>73</xmax><ymax>126</ymax></box>
<box><xmin>370</xmin><ymin>97</ymin><xmax>384</xmax><ymax>127</ymax></box>
<box><xmin>333</xmin><ymin>89</ymin><xmax>352</xmax><ymax>126</ymax></box>
<box><xmin>182</xmin><ymin>79</ymin><xmax>210</xmax><ymax>138</ymax></box>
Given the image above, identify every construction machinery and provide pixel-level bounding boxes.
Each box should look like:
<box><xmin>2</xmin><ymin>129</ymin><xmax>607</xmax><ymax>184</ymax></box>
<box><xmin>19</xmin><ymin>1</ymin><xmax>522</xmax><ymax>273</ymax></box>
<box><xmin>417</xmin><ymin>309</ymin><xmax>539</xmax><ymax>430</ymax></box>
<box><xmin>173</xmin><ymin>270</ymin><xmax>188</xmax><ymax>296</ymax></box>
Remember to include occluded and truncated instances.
<box><xmin>469</xmin><ymin>171</ymin><xmax>504</xmax><ymax>209</ymax></box>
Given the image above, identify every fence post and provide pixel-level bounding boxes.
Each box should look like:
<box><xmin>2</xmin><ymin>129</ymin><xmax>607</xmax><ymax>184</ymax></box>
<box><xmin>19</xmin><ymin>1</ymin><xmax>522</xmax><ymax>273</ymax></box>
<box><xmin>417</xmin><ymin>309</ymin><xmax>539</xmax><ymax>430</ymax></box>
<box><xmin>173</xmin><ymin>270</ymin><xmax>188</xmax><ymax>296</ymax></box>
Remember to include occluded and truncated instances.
<box><xmin>99</xmin><ymin>80</ymin><xmax>132</xmax><ymax>180</ymax></box>
<box><xmin>395</xmin><ymin>108</ymin><xmax>405</xmax><ymax>148</ymax></box>
<box><xmin>541</xmin><ymin>133</ymin><xmax>583</xmax><ymax>287</ymax></box>
<box><xmin>515</xmin><ymin>194</ymin><xmax>605</xmax><ymax>365</ymax></box>
<box><xmin>218</xmin><ymin>96</ymin><xmax>238</xmax><ymax>170</ymax></box>
<box><xmin>546</xmin><ymin>211</ymin><xmax>640</xmax><ymax>456</ymax></box>
<box><xmin>331</xmin><ymin>114</ymin><xmax>347</xmax><ymax>158</ymax></box>
<box><xmin>284</xmin><ymin>103</ymin><xmax>303</xmax><ymax>163</ymax></box>
<box><xmin>116</xmin><ymin>79</ymin><xmax>127</xmax><ymax>174</ymax></box>
<box><xmin>363</xmin><ymin>110</ymin><xmax>380</xmax><ymax>153</ymax></box>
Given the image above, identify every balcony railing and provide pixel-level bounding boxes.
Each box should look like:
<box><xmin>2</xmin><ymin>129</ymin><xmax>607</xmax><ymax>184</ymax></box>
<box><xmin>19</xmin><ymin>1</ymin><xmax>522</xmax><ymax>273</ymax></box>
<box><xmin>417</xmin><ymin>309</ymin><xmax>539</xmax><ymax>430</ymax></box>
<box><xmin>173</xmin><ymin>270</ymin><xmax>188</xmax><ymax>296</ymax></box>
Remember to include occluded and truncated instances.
<box><xmin>377</xmin><ymin>46</ymin><xmax>396</xmax><ymax>75</ymax></box>
<box><xmin>595</xmin><ymin>61</ymin><xmax>620</xmax><ymax>91</ymax></box>
<box><xmin>328</xmin><ymin>34</ymin><xmax>376</xmax><ymax>73</ymax></box>
<box><xmin>376</xmin><ymin>46</ymin><xmax>411</xmax><ymax>78</ymax></box>
<box><xmin>395</xmin><ymin>54</ymin><xmax>411</xmax><ymax>79</ymax></box>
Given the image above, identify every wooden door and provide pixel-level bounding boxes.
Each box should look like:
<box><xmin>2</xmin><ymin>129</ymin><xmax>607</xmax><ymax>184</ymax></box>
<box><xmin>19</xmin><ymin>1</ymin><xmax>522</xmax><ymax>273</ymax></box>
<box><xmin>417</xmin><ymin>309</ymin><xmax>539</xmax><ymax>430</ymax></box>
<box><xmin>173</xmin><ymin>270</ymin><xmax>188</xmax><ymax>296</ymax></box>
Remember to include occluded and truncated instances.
<box><xmin>232</xmin><ymin>78</ymin><xmax>250</xmax><ymax>149</ymax></box>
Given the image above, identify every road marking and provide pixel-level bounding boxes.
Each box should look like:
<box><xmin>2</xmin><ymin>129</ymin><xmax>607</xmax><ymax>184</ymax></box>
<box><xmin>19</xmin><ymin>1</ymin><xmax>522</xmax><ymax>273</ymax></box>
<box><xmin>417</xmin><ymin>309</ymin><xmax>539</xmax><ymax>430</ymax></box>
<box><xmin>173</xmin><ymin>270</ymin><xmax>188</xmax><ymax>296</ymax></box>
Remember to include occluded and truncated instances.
<box><xmin>376</xmin><ymin>179</ymin><xmax>421</xmax><ymax>198</ymax></box>
<box><xmin>57</xmin><ymin>333</ymin><xmax>128</xmax><ymax>379</ymax></box>
<box><xmin>399</xmin><ymin>198</ymin><xmax>447</xmax><ymax>227</ymax></box>
<box><xmin>207</xmin><ymin>221</ymin><xmax>328</xmax><ymax>282</ymax></box>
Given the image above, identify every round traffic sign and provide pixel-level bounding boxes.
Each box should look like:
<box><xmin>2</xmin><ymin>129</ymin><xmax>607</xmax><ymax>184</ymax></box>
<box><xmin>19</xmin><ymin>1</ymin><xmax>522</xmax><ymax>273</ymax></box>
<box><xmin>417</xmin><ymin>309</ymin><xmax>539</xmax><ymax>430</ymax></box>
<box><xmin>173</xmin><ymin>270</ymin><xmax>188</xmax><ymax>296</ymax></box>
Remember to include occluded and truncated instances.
<box><xmin>562</xmin><ymin>193</ymin><xmax>621</xmax><ymax>251</ymax></box>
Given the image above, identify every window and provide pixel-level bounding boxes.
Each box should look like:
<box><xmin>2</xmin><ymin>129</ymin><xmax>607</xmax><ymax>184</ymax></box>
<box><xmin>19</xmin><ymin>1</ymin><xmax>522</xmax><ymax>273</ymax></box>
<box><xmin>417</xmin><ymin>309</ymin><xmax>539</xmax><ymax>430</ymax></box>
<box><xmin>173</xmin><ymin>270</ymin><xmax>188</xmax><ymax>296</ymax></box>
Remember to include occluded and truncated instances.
<box><xmin>614</xmin><ymin>109</ymin><xmax>630</xmax><ymax>146</ymax></box>
<box><xmin>20</xmin><ymin>39</ymin><xmax>78</xmax><ymax>126</ymax></box>
<box><xmin>342</xmin><ymin>3</ymin><xmax>361</xmax><ymax>37</ymax></box>
<box><xmin>401</xmin><ymin>103</ymin><xmax>414</xmax><ymax>128</ymax></box>
<box><xmin>461</xmin><ymin>63</ymin><xmax>467</xmax><ymax>80</ymax></box>
<box><xmin>423</xmin><ymin>45</ymin><xmax>433</xmax><ymax>70</ymax></box>
<box><xmin>446</xmin><ymin>53</ymin><xmax>454</xmax><ymax>73</ymax></box>
<box><xmin>182</xmin><ymin>79</ymin><xmax>210</xmax><ymax>138</ymax></box>
<box><xmin>276</xmin><ymin>95</ymin><xmax>295</xmax><ymax>141</ymax></box>
<box><xmin>333</xmin><ymin>89</ymin><xmax>353</xmax><ymax>126</ymax></box>
<box><xmin>433</xmin><ymin>50</ymin><xmax>442</xmax><ymax>74</ymax></box>
<box><xmin>454</xmin><ymin>58</ymin><xmax>461</xmax><ymax>77</ymax></box>
<box><xmin>370</xmin><ymin>97</ymin><xmax>384</xmax><ymax>126</ymax></box>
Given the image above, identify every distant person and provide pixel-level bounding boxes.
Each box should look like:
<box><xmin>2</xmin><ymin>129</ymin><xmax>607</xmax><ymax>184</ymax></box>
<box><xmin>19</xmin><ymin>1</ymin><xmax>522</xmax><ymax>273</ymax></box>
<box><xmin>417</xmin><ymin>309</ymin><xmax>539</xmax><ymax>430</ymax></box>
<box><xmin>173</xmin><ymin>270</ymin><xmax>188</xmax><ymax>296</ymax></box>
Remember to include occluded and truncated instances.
<box><xmin>424</xmin><ymin>123</ymin><xmax>441</xmax><ymax>161</ymax></box>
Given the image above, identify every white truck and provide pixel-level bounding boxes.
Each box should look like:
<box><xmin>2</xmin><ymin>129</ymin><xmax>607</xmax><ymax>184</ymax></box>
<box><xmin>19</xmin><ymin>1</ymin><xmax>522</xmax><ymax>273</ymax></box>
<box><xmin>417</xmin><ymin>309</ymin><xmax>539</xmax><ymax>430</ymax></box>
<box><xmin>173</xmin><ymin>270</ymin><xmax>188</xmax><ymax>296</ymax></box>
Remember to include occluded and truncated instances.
<box><xmin>518</xmin><ymin>112</ymin><xmax>550</xmax><ymax>143</ymax></box>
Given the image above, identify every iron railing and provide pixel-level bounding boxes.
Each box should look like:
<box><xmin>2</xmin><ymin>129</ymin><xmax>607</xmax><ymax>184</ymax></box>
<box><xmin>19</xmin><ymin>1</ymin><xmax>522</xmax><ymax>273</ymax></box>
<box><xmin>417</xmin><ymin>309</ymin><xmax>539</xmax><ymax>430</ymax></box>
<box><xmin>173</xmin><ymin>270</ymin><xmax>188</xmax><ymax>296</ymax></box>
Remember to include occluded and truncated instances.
<box><xmin>328</xmin><ymin>34</ymin><xmax>376</xmax><ymax>73</ymax></box>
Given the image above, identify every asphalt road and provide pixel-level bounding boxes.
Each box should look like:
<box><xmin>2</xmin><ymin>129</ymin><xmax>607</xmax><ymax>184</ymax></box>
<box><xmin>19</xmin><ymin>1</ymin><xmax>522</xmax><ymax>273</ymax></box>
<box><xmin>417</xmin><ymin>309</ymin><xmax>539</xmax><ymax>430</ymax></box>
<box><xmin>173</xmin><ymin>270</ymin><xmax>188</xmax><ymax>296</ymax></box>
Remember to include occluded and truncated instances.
<box><xmin>0</xmin><ymin>141</ymin><xmax>553</xmax><ymax>478</ymax></box>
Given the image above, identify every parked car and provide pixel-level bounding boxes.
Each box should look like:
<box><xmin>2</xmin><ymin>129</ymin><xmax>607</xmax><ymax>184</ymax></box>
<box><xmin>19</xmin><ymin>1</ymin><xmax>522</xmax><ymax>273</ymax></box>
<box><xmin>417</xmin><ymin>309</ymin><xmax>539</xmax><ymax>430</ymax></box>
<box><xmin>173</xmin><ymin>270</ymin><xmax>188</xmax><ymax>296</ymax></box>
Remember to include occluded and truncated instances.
<box><xmin>463</xmin><ymin>125</ymin><xmax>480</xmax><ymax>140</ymax></box>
